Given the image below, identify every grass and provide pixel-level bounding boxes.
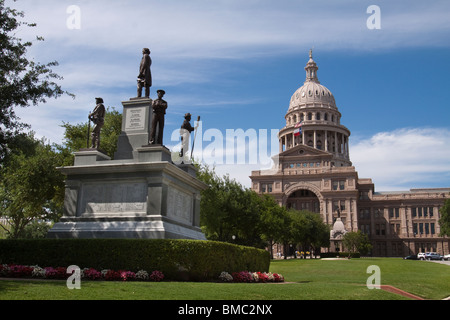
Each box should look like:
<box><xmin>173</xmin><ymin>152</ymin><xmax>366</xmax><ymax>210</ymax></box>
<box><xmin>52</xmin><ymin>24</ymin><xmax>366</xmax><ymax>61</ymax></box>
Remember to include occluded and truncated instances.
<box><xmin>0</xmin><ymin>258</ymin><xmax>448</xmax><ymax>300</ymax></box>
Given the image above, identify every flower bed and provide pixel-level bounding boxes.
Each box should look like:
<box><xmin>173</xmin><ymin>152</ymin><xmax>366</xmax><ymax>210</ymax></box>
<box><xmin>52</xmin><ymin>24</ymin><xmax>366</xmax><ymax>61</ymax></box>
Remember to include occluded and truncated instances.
<box><xmin>0</xmin><ymin>264</ymin><xmax>164</xmax><ymax>282</ymax></box>
<box><xmin>0</xmin><ymin>264</ymin><xmax>284</xmax><ymax>284</ymax></box>
<box><xmin>219</xmin><ymin>271</ymin><xmax>284</xmax><ymax>283</ymax></box>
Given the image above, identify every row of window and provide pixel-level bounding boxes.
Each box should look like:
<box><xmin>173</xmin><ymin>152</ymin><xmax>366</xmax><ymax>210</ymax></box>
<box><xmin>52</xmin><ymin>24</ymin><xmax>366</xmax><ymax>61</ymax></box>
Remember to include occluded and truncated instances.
<box><xmin>412</xmin><ymin>207</ymin><xmax>434</xmax><ymax>218</ymax></box>
<box><xmin>286</xmin><ymin>162</ymin><xmax>322</xmax><ymax>169</ymax></box>
<box><xmin>360</xmin><ymin>207</ymin><xmax>437</xmax><ymax>220</ymax></box>
<box><xmin>287</xmin><ymin>112</ymin><xmax>338</xmax><ymax>126</ymax></box>
<box><xmin>360</xmin><ymin>223</ymin><xmax>436</xmax><ymax>235</ymax></box>
<box><xmin>413</xmin><ymin>223</ymin><xmax>436</xmax><ymax>235</ymax></box>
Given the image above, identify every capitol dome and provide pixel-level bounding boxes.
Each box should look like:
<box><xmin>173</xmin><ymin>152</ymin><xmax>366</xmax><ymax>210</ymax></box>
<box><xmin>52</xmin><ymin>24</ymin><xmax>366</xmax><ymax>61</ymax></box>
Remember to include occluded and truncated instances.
<box><xmin>278</xmin><ymin>50</ymin><xmax>352</xmax><ymax>167</ymax></box>
<box><xmin>289</xmin><ymin>51</ymin><xmax>336</xmax><ymax>111</ymax></box>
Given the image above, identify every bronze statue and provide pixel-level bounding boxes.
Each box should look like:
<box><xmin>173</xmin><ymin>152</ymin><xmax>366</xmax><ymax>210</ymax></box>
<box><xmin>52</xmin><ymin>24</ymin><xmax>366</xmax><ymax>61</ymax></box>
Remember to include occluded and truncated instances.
<box><xmin>180</xmin><ymin>113</ymin><xmax>195</xmax><ymax>158</ymax></box>
<box><xmin>149</xmin><ymin>90</ymin><xmax>167</xmax><ymax>145</ymax></box>
<box><xmin>137</xmin><ymin>48</ymin><xmax>152</xmax><ymax>98</ymax></box>
<box><xmin>89</xmin><ymin>97</ymin><xmax>106</xmax><ymax>149</ymax></box>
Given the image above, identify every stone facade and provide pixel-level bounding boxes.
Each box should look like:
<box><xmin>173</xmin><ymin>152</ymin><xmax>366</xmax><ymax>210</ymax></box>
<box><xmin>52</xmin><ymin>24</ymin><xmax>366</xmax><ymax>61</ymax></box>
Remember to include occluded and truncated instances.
<box><xmin>250</xmin><ymin>52</ymin><xmax>450</xmax><ymax>257</ymax></box>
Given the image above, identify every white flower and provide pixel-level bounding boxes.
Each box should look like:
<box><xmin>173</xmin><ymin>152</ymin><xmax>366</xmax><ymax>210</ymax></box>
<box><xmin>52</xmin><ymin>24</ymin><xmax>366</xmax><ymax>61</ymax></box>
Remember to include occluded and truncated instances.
<box><xmin>219</xmin><ymin>271</ymin><xmax>233</xmax><ymax>282</ymax></box>
<box><xmin>31</xmin><ymin>266</ymin><xmax>46</xmax><ymax>278</ymax></box>
<box><xmin>135</xmin><ymin>270</ymin><xmax>149</xmax><ymax>280</ymax></box>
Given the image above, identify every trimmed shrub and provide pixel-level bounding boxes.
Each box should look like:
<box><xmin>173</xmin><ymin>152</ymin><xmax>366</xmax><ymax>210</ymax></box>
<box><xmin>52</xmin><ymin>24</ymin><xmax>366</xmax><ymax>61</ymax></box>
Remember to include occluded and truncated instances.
<box><xmin>320</xmin><ymin>252</ymin><xmax>361</xmax><ymax>259</ymax></box>
<box><xmin>0</xmin><ymin>239</ymin><xmax>270</xmax><ymax>281</ymax></box>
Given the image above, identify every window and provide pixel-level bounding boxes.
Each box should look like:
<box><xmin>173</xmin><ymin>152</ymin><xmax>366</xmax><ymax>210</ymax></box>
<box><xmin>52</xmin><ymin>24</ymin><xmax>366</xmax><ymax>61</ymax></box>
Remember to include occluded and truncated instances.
<box><xmin>261</xmin><ymin>183</ymin><xmax>273</xmax><ymax>193</ymax></box>
<box><xmin>333</xmin><ymin>180</ymin><xmax>345</xmax><ymax>190</ymax></box>
<box><xmin>316</xmin><ymin>112</ymin><xmax>321</xmax><ymax>120</ymax></box>
<box><xmin>391</xmin><ymin>224</ymin><xmax>400</xmax><ymax>234</ymax></box>
<box><xmin>359</xmin><ymin>191</ymin><xmax>369</xmax><ymax>200</ymax></box>
<box><xmin>389</xmin><ymin>208</ymin><xmax>400</xmax><ymax>218</ymax></box>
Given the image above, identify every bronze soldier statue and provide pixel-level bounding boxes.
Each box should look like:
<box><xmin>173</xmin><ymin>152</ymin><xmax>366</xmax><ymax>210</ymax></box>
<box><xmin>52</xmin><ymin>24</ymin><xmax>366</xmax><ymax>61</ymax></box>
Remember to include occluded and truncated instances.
<box><xmin>149</xmin><ymin>90</ymin><xmax>168</xmax><ymax>145</ymax></box>
<box><xmin>180</xmin><ymin>113</ymin><xmax>195</xmax><ymax>158</ymax></box>
<box><xmin>89</xmin><ymin>97</ymin><xmax>106</xmax><ymax>149</ymax></box>
<box><xmin>137</xmin><ymin>48</ymin><xmax>152</xmax><ymax>98</ymax></box>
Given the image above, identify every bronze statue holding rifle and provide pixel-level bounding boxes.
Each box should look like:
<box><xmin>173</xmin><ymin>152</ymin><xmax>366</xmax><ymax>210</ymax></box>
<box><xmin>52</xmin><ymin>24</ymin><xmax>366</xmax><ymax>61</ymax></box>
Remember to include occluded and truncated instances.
<box><xmin>179</xmin><ymin>113</ymin><xmax>200</xmax><ymax>163</ymax></box>
<box><xmin>88</xmin><ymin>97</ymin><xmax>106</xmax><ymax>149</ymax></box>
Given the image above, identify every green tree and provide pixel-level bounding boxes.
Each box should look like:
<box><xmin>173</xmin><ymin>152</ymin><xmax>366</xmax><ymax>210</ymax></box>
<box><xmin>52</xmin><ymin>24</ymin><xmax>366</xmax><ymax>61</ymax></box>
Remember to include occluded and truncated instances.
<box><xmin>438</xmin><ymin>198</ymin><xmax>450</xmax><ymax>237</ymax></box>
<box><xmin>286</xmin><ymin>209</ymin><xmax>330</xmax><ymax>258</ymax></box>
<box><xmin>0</xmin><ymin>0</ymin><xmax>72</xmax><ymax>162</ymax></box>
<box><xmin>259</xmin><ymin>194</ymin><xmax>290</xmax><ymax>257</ymax></box>
<box><xmin>0</xmin><ymin>133</ymin><xmax>65</xmax><ymax>238</ymax></box>
<box><xmin>196</xmin><ymin>163</ymin><xmax>266</xmax><ymax>248</ymax></box>
<box><xmin>342</xmin><ymin>231</ymin><xmax>372</xmax><ymax>255</ymax></box>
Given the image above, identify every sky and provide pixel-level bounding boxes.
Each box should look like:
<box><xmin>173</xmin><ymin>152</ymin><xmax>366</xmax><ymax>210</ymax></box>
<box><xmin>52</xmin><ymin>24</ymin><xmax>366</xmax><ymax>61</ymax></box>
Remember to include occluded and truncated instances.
<box><xmin>7</xmin><ymin>0</ymin><xmax>450</xmax><ymax>191</ymax></box>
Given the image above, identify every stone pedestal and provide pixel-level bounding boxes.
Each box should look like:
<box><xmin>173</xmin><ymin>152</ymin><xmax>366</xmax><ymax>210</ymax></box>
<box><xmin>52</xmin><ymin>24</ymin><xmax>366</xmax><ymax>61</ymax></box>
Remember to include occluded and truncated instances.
<box><xmin>114</xmin><ymin>98</ymin><xmax>153</xmax><ymax>160</ymax></box>
<box><xmin>48</xmin><ymin>97</ymin><xmax>207</xmax><ymax>240</ymax></box>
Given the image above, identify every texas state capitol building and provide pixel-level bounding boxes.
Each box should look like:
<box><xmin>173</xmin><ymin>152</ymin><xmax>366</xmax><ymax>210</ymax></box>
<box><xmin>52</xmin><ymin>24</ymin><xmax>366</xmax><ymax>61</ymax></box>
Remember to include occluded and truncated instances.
<box><xmin>250</xmin><ymin>51</ymin><xmax>450</xmax><ymax>257</ymax></box>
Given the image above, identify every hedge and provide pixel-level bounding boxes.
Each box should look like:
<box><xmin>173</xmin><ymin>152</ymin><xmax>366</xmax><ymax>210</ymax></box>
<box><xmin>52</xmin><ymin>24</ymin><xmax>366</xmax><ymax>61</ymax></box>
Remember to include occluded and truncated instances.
<box><xmin>320</xmin><ymin>252</ymin><xmax>361</xmax><ymax>258</ymax></box>
<box><xmin>0</xmin><ymin>239</ymin><xmax>270</xmax><ymax>281</ymax></box>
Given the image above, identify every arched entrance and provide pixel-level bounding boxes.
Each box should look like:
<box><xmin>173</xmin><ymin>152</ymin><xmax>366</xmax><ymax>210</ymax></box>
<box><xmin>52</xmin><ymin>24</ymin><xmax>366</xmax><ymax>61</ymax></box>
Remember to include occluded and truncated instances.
<box><xmin>286</xmin><ymin>189</ymin><xmax>320</xmax><ymax>213</ymax></box>
<box><xmin>282</xmin><ymin>182</ymin><xmax>324</xmax><ymax>220</ymax></box>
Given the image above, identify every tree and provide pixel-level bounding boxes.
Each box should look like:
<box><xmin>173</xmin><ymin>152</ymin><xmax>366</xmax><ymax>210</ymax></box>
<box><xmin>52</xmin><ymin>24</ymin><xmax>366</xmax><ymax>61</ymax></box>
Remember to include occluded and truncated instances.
<box><xmin>286</xmin><ymin>209</ymin><xmax>330</xmax><ymax>258</ymax></box>
<box><xmin>342</xmin><ymin>231</ymin><xmax>372</xmax><ymax>255</ymax></box>
<box><xmin>438</xmin><ymin>199</ymin><xmax>450</xmax><ymax>237</ymax></box>
<box><xmin>196</xmin><ymin>163</ymin><xmax>266</xmax><ymax>248</ymax></box>
<box><xmin>0</xmin><ymin>0</ymin><xmax>72</xmax><ymax>162</ymax></box>
<box><xmin>259</xmin><ymin>194</ymin><xmax>289</xmax><ymax>258</ymax></box>
<box><xmin>0</xmin><ymin>133</ymin><xmax>66</xmax><ymax>238</ymax></box>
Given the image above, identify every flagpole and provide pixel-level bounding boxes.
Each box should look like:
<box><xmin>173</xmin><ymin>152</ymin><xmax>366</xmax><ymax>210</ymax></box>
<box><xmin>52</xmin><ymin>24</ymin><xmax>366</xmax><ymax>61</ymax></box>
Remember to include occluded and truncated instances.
<box><xmin>190</xmin><ymin>116</ymin><xmax>200</xmax><ymax>160</ymax></box>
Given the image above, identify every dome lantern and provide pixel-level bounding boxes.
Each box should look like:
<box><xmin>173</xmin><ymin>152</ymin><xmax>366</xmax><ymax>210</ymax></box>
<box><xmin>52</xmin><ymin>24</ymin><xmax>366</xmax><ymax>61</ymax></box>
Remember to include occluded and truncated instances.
<box><xmin>305</xmin><ymin>49</ymin><xmax>320</xmax><ymax>84</ymax></box>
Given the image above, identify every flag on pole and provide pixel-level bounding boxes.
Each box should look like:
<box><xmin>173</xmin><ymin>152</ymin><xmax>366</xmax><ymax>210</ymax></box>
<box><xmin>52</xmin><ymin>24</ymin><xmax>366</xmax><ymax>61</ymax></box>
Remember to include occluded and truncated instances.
<box><xmin>294</xmin><ymin>121</ymin><xmax>303</xmax><ymax>136</ymax></box>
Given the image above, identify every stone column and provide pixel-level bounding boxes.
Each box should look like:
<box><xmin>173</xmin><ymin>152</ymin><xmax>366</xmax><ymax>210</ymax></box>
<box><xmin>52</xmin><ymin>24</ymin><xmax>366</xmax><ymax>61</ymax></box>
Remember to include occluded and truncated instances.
<box><xmin>313</xmin><ymin>130</ymin><xmax>317</xmax><ymax>149</ymax></box>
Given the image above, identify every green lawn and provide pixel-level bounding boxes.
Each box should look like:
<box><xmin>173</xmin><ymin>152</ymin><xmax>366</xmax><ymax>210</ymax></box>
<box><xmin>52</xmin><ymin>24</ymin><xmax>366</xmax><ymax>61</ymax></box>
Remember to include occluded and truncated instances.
<box><xmin>0</xmin><ymin>258</ymin><xmax>448</xmax><ymax>300</ymax></box>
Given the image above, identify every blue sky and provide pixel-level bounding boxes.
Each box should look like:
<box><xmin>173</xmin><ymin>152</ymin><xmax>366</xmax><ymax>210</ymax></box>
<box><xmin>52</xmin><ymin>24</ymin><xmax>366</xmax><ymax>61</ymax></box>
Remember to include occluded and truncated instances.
<box><xmin>9</xmin><ymin>0</ymin><xmax>450</xmax><ymax>191</ymax></box>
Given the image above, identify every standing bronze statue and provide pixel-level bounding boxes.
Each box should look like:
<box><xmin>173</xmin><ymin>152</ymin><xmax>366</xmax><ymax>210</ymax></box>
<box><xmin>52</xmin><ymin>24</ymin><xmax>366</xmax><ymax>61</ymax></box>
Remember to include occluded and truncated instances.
<box><xmin>149</xmin><ymin>90</ymin><xmax>167</xmax><ymax>145</ymax></box>
<box><xmin>137</xmin><ymin>48</ymin><xmax>152</xmax><ymax>98</ymax></box>
<box><xmin>89</xmin><ymin>97</ymin><xmax>106</xmax><ymax>149</ymax></box>
<box><xmin>180</xmin><ymin>113</ymin><xmax>195</xmax><ymax>158</ymax></box>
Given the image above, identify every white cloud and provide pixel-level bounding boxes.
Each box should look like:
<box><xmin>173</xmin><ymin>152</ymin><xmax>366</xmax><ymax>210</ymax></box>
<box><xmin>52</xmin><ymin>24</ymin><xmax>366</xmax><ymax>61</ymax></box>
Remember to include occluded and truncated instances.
<box><xmin>351</xmin><ymin>128</ymin><xmax>450</xmax><ymax>191</ymax></box>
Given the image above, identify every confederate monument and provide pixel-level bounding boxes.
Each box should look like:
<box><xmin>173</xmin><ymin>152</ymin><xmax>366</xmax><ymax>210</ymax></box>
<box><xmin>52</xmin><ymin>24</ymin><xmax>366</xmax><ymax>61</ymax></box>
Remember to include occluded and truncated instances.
<box><xmin>47</xmin><ymin>50</ymin><xmax>206</xmax><ymax>240</ymax></box>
